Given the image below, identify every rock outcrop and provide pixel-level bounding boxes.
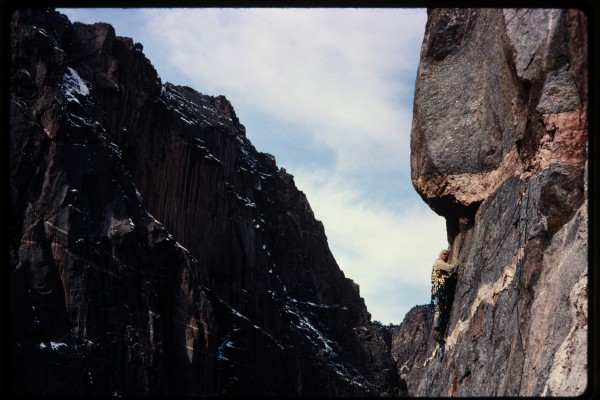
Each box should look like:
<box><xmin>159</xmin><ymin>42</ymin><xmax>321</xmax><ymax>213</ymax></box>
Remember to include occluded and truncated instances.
<box><xmin>389</xmin><ymin>304</ymin><xmax>433</xmax><ymax>395</ymax></box>
<box><xmin>9</xmin><ymin>8</ymin><xmax>399</xmax><ymax>396</ymax></box>
<box><xmin>405</xmin><ymin>8</ymin><xmax>588</xmax><ymax>396</ymax></box>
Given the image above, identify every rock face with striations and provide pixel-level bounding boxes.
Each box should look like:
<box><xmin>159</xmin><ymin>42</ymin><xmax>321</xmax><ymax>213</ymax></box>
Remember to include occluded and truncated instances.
<box><xmin>403</xmin><ymin>8</ymin><xmax>588</xmax><ymax>396</ymax></box>
<box><xmin>9</xmin><ymin>8</ymin><xmax>399</xmax><ymax>396</ymax></box>
<box><xmin>389</xmin><ymin>304</ymin><xmax>433</xmax><ymax>395</ymax></box>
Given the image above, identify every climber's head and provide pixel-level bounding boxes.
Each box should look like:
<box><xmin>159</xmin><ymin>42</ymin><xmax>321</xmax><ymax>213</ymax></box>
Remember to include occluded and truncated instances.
<box><xmin>439</xmin><ymin>249</ymin><xmax>449</xmax><ymax>261</ymax></box>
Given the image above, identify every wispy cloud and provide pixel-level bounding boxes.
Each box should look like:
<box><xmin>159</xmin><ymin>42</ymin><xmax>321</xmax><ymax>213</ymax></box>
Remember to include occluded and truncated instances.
<box><xmin>140</xmin><ymin>8</ymin><xmax>446</xmax><ymax>323</ymax></box>
<box><xmin>59</xmin><ymin>8</ymin><xmax>447</xmax><ymax>323</ymax></box>
<box><xmin>141</xmin><ymin>8</ymin><xmax>425</xmax><ymax>174</ymax></box>
<box><xmin>293</xmin><ymin>169</ymin><xmax>446</xmax><ymax>323</ymax></box>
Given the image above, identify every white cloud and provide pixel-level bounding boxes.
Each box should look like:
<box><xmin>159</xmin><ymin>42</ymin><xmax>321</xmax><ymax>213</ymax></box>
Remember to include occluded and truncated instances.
<box><xmin>293</xmin><ymin>168</ymin><xmax>448</xmax><ymax>324</ymax></box>
<box><xmin>59</xmin><ymin>8</ymin><xmax>439</xmax><ymax>323</ymax></box>
<box><xmin>140</xmin><ymin>8</ymin><xmax>437</xmax><ymax>323</ymax></box>
<box><xmin>141</xmin><ymin>8</ymin><xmax>425</xmax><ymax>174</ymax></box>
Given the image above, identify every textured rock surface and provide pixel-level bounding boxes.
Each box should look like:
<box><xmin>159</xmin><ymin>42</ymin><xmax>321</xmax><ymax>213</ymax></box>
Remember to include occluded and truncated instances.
<box><xmin>406</xmin><ymin>8</ymin><xmax>588</xmax><ymax>396</ymax></box>
<box><xmin>389</xmin><ymin>305</ymin><xmax>433</xmax><ymax>395</ymax></box>
<box><xmin>9</xmin><ymin>8</ymin><xmax>400</xmax><ymax>396</ymax></box>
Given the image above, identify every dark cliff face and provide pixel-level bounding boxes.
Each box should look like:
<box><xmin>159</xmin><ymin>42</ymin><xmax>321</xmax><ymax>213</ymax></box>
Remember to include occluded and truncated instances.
<box><xmin>9</xmin><ymin>8</ymin><xmax>399</xmax><ymax>396</ymax></box>
<box><xmin>389</xmin><ymin>305</ymin><xmax>433</xmax><ymax>395</ymax></box>
<box><xmin>404</xmin><ymin>8</ymin><xmax>588</xmax><ymax>396</ymax></box>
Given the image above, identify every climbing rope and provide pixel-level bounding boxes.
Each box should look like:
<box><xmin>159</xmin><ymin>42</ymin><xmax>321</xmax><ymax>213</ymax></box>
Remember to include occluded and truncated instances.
<box><xmin>458</xmin><ymin>177</ymin><xmax>529</xmax><ymax>295</ymax></box>
<box><xmin>458</xmin><ymin>178</ymin><xmax>531</xmax><ymax>392</ymax></box>
<box><xmin>476</xmin><ymin>199</ymin><xmax>522</xmax><ymax>275</ymax></box>
<box><xmin>514</xmin><ymin>178</ymin><xmax>531</xmax><ymax>393</ymax></box>
<box><xmin>426</xmin><ymin>177</ymin><xmax>532</xmax><ymax>396</ymax></box>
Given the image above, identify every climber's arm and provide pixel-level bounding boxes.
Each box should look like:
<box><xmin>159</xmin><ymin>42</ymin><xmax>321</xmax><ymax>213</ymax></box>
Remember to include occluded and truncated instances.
<box><xmin>433</xmin><ymin>259</ymin><xmax>455</xmax><ymax>274</ymax></box>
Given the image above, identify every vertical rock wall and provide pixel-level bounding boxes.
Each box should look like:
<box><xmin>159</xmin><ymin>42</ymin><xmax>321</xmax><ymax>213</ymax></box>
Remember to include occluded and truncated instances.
<box><xmin>408</xmin><ymin>8</ymin><xmax>588</xmax><ymax>396</ymax></box>
<box><xmin>9</xmin><ymin>8</ymin><xmax>398</xmax><ymax>396</ymax></box>
<box><xmin>389</xmin><ymin>304</ymin><xmax>433</xmax><ymax>395</ymax></box>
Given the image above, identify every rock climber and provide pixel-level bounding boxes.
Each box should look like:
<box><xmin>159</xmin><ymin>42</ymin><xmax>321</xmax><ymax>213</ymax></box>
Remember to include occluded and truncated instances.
<box><xmin>431</xmin><ymin>249</ymin><xmax>457</xmax><ymax>343</ymax></box>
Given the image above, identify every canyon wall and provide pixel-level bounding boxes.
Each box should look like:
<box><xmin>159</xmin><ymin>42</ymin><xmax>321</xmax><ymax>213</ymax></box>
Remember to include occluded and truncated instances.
<box><xmin>406</xmin><ymin>8</ymin><xmax>588</xmax><ymax>396</ymax></box>
<box><xmin>9</xmin><ymin>7</ymin><xmax>591</xmax><ymax>397</ymax></box>
<box><xmin>9</xmin><ymin>8</ymin><xmax>399</xmax><ymax>396</ymax></box>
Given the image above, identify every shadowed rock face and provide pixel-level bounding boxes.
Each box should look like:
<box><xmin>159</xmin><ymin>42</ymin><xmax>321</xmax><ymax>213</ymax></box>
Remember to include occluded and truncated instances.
<box><xmin>404</xmin><ymin>8</ymin><xmax>588</xmax><ymax>396</ymax></box>
<box><xmin>389</xmin><ymin>305</ymin><xmax>433</xmax><ymax>395</ymax></box>
<box><xmin>9</xmin><ymin>8</ymin><xmax>399</xmax><ymax>396</ymax></box>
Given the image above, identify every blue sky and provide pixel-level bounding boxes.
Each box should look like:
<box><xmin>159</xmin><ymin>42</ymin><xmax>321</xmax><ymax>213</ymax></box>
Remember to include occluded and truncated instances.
<box><xmin>58</xmin><ymin>8</ymin><xmax>448</xmax><ymax>324</ymax></box>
